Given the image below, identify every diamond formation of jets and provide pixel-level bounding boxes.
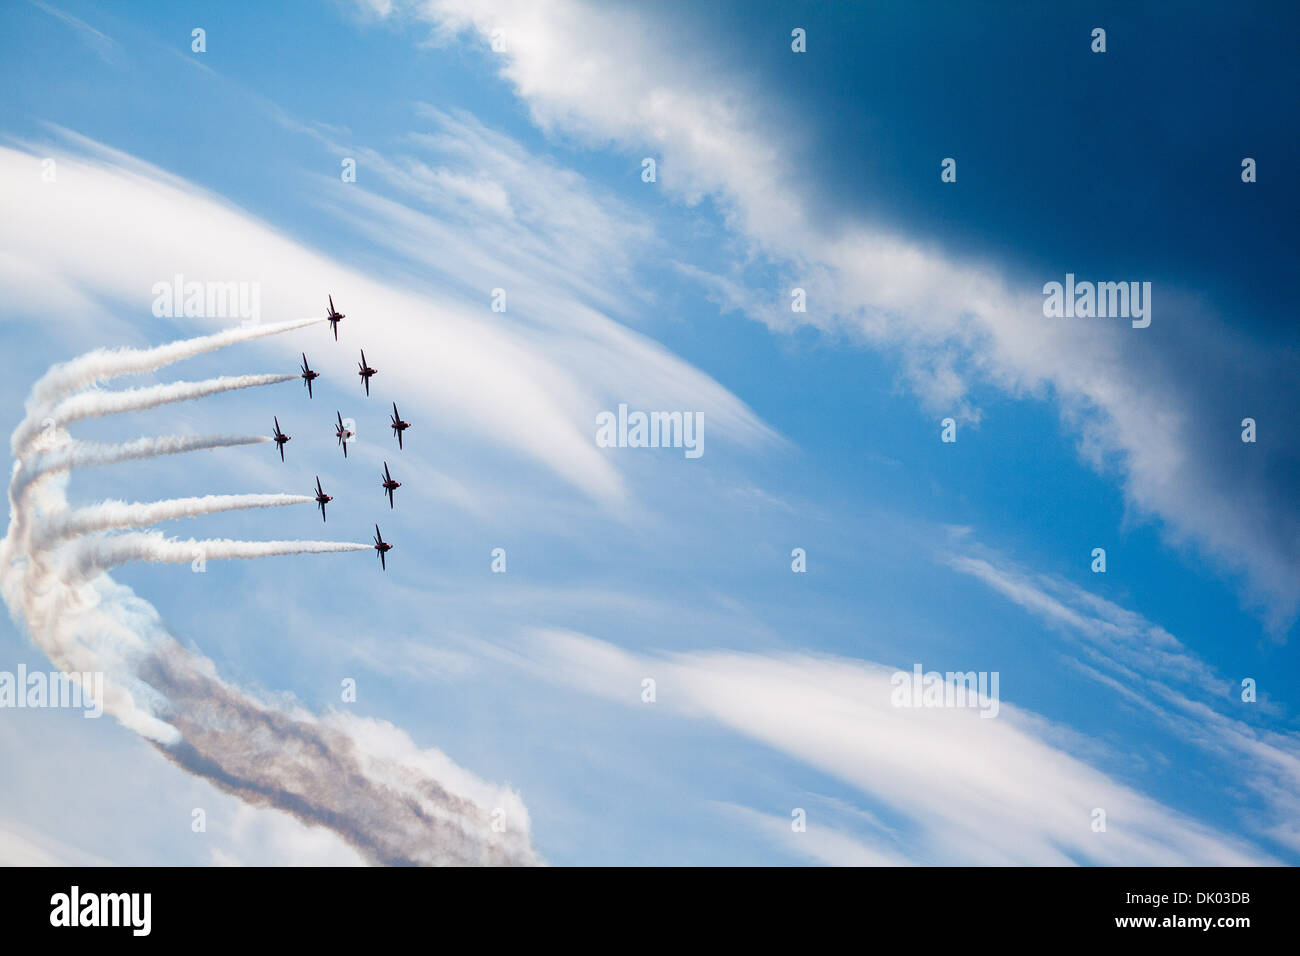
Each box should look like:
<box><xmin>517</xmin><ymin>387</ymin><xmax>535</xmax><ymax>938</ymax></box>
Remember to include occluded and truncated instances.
<box><xmin>273</xmin><ymin>296</ymin><xmax>409</xmax><ymax>567</ymax></box>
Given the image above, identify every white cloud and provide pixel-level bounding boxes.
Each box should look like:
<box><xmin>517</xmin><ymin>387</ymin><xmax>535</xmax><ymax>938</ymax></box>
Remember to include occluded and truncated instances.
<box><xmin>519</xmin><ymin>628</ymin><xmax>1270</xmax><ymax>865</ymax></box>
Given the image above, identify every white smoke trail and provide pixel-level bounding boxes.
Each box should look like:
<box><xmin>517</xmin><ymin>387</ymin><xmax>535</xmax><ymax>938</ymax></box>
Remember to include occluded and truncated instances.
<box><xmin>27</xmin><ymin>316</ymin><xmax>323</xmax><ymax>408</ymax></box>
<box><xmin>35</xmin><ymin>494</ymin><xmax>314</xmax><ymax>546</ymax></box>
<box><xmin>62</xmin><ymin>531</ymin><xmax>370</xmax><ymax>581</ymax></box>
<box><xmin>12</xmin><ymin>434</ymin><xmax>268</xmax><ymax>504</ymax></box>
<box><xmin>19</xmin><ymin>374</ymin><xmax>296</xmax><ymax>454</ymax></box>
<box><xmin>14</xmin><ymin>317</ymin><xmax>322</xmax><ymax>455</ymax></box>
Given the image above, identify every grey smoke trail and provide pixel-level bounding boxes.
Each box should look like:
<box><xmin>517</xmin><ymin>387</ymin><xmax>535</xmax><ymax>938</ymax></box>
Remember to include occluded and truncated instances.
<box><xmin>142</xmin><ymin>640</ymin><xmax>540</xmax><ymax>866</ymax></box>
<box><xmin>62</xmin><ymin>531</ymin><xmax>370</xmax><ymax>580</ymax></box>
<box><xmin>35</xmin><ymin>494</ymin><xmax>314</xmax><ymax>546</ymax></box>
<box><xmin>21</xmin><ymin>374</ymin><xmax>296</xmax><ymax>453</ymax></box>
<box><xmin>14</xmin><ymin>317</ymin><xmax>322</xmax><ymax>455</ymax></box>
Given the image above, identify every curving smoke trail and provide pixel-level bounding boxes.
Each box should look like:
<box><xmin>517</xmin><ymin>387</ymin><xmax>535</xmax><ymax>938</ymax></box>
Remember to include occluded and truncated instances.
<box><xmin>35</xmin><ymin>494</ymin><xmax>314</xmax><ymax>546</ymax></box>
<box><xmin>30</xmin><ymin>374</ymin><xmax>296</xmax><ymax>450</ymax></box>
<box><xmin>141</xmin><ymin>637</ymin><xmax>536</xmax><ymax>866</ymax></box>
<box><xmin>62</xmin><ymin>531</ymin><xmax>371</xmax><ymax>581</ymax></box>
<box><xmin>14</xmin><ymin>317</ymin><xmax>323</xmax><ymax>454</ymax></box>
<box><xmin>0</xmin><ymin>319</ymin><xmax>542</xmax><ymax>866</ymax></box>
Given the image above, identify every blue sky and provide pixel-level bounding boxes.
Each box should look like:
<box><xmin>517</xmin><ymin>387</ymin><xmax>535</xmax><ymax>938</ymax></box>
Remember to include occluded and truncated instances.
<box><xmin>0</xmin><ymin>0</ymin><xmax>1297</xmax><ymax>865</ymax></box>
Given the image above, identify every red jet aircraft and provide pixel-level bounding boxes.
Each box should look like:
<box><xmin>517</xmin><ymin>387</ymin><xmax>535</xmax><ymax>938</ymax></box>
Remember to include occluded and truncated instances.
<box><xmin>381</xmin><ymin>461</ymin><xmax>401</xmax><ymax>508</ymax></box>
<box><xmin>326</xmin><ymin>295</ymin><xmax>345</xmax><ymax>341</ymax></box>
<box><xmin>272</xmin><ymin>416</ymin><xmax>290</xmax><ymax>461</ymax></box>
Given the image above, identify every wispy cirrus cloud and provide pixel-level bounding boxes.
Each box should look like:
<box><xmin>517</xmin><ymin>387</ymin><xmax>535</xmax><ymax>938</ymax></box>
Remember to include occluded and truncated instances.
<box><xmin>27</xmin><ymin>1</ymin><xmax>120</xmax><ymax>65</ymax></box>
<box><xmin>514</xmin><ymin>627</ymin><xmax>1270</xmax><ymax>865</ymax></box>
<box><xmin>946</xmin><ymin>547</ymin><xmax>1300</xmax><ymax>856</ymax></box>
<box><xmin>714</xmin><ymin>802</ymin><xmax>914</xmax><ymax>867</ymax></box>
